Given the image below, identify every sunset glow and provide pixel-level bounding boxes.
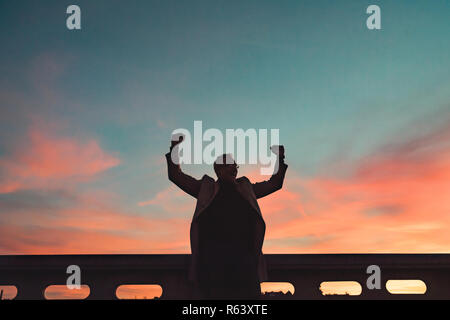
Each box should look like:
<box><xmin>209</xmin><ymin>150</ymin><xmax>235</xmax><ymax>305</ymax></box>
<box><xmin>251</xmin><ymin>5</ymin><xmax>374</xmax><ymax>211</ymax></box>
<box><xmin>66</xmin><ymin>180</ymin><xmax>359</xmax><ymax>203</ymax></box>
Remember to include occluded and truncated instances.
<box><xmin>1</xmin><ymin>0</ymin><xmax>450</xmax><ymax>301</ymax></box>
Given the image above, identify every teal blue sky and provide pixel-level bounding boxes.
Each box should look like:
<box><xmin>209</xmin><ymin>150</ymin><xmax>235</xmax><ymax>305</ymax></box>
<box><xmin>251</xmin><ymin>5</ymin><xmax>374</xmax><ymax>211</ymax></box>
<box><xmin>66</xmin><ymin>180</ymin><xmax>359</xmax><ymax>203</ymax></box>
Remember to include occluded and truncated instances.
<box><xmin>0</xmin><ymin>1</ymin><xmax>449</xmax><ymax>254</ymax></box>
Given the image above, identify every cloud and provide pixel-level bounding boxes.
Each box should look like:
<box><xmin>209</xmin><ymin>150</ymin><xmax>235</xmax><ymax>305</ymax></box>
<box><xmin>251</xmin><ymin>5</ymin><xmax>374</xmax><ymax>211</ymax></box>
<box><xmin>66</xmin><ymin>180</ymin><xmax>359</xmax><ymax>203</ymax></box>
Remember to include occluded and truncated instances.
<box><xmin>0</xmin><ymin>222</ymin><xmax>189</xmax><ymax>254</ymax></box>
<box><xmin>0</xmin><ymin>188</ymin><xmax>191</xmax><ymax>254</ymax></box>
<box><xmin>0</xmin><ymin>126</ymin><xmax>120</xmax><ymax>194</ymax></box>
<box><xmin>362</xmin><ymin>204</ymin><xmax>403</xmax><ymax>217</ymax></box>
<box><xmin>260</xmin><ymin>119</ymin><xmax>450</xmax><ymax>253</ymax></box>
<box><xmin>138</xmin><ymin>185</ymin><xmax>195</xmax><ymax>217</ymax></box>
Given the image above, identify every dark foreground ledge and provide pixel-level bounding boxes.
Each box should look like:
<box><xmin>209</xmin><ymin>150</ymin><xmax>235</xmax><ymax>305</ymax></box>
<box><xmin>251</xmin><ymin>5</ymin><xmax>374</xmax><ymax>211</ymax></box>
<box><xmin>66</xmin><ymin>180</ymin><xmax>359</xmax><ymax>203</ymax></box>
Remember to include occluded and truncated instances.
<box><xmin>1</xmin><ymin>254</ymin><xmax>450</xmax><ymax>300</ymax></box>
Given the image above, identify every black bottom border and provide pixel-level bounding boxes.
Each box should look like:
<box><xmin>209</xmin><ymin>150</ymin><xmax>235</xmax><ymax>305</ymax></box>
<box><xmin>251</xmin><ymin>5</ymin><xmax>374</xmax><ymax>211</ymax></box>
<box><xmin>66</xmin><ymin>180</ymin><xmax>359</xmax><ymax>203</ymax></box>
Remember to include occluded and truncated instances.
<box><xmin>1</xmin><ymin>299</ymin><xmax>449</xmax><ymax>319</ymax></box>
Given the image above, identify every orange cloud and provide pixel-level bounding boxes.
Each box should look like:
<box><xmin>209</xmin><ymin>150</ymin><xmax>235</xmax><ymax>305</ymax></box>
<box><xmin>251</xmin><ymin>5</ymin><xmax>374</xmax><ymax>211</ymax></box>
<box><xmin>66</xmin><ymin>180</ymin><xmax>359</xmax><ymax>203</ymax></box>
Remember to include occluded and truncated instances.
<box><xmin>0</xmin><ymin>127</ymin><xmax>120</xmax><ymax>193</ymax></box>
<box><xmin>261</xmin><ymin>121</ymin><xmax>450</xmax><ymax>253</ymax></box>
<box><xmin>138</xmin><ymin>185</ymin><xmax>195</xmax><ymax>214</ymax></box>
<box><xmin>0</xmin><ymin>186</ymin><xmax>191</xmax><ymax>255</ymax></box>
<box><xmin>0</xmin><ymin>215</ymin><xmax>190</xmax><ymax>255</ymax></box>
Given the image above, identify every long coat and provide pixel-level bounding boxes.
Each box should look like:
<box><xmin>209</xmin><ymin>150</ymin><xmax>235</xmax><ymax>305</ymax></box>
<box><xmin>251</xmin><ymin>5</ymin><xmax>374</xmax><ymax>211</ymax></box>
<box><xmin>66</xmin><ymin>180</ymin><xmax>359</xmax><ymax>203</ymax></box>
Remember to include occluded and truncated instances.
<box><xmin>165</xmin><ymin>152</ymin><xmax>288</xmax><ymax>283</ymax></box>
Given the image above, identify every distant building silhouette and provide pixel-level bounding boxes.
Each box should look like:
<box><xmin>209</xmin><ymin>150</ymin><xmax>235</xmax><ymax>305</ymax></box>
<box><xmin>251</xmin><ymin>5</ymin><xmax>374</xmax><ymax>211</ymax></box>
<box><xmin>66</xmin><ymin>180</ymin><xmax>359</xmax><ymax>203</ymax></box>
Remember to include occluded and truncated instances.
<box><xmin>262</xmin><ymin>291</ymin><xmax>294</xmax><ymax>300</ymax></box>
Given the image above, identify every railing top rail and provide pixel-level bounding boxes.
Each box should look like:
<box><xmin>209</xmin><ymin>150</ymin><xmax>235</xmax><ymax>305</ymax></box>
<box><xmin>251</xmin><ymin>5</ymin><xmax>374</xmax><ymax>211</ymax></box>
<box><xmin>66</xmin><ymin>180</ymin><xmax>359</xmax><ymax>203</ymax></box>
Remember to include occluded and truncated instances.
<box><xmin>1</xmin><ymin>254</ymin><xmax>450</xmax><ymax>270</ymax></box>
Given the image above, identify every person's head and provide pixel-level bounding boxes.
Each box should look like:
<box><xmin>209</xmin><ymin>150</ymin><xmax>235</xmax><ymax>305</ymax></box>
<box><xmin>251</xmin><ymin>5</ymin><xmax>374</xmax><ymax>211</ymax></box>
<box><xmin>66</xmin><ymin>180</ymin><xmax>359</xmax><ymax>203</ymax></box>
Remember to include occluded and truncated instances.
<box><xmin>213</xmin><ymin>154</ymin><xmax>238</xmax><ymax>182</ymax></box>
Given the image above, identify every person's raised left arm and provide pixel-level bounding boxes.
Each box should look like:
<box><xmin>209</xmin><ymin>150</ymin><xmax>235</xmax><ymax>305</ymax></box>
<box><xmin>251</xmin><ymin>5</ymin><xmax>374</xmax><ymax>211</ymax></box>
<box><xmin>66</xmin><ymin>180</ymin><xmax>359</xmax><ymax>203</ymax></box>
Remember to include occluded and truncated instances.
<box><xmin>252</xmin><ymin>145</ymin><xmax>288</xmax><ymax>199</ymax></box>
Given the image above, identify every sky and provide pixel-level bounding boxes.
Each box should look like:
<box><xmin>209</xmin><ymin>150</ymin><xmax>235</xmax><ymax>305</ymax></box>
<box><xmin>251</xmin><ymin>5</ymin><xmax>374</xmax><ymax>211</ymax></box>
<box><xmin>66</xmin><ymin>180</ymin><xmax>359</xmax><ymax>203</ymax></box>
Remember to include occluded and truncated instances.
<box><xmin>0</xmin><ymin>0</ymin><xmax>450</xmax><ymax>258</ymax></box>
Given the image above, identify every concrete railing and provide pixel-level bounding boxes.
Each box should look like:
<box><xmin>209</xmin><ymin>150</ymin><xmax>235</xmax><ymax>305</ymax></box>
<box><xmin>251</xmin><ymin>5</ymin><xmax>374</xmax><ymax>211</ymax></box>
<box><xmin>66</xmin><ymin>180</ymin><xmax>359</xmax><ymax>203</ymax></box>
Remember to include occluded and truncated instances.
<box><xmin>1</xmin><ymin>254</ymin><xmax>450</xmax><ymax>299</ymax></box>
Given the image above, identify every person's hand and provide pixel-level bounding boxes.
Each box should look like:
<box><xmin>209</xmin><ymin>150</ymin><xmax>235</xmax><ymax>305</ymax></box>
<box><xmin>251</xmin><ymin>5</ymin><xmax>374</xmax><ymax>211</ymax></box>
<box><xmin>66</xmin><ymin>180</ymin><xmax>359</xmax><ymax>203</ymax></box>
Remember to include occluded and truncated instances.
<box><xmin>270</xmin><ymin>145</ymin><xmax>285</xmax><ymax>159</ymax></box>
<box><xmin>170</xmin><ymin>134</ymin><xmax>184</xmax><ymax>152</ymax></box>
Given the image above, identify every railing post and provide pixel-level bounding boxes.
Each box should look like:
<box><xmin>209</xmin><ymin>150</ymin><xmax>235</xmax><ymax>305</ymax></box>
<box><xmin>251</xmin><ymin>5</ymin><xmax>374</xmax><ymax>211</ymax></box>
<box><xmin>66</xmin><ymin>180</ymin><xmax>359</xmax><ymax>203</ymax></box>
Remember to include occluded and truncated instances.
<box><xmin>86</xmin><ymin>281</ymin><xmax>118</xmax><ymax>300</ymax></box>
<box><xmin>15</xmin><ymin>281</ymin><xmax>46</xmax><ymax>300</ymax></box>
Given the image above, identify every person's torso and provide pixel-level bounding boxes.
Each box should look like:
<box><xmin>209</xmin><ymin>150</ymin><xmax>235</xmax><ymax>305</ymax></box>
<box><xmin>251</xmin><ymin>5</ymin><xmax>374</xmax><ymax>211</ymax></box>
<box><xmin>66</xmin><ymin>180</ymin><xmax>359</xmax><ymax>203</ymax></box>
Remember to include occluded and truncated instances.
<box><xmin>198</xmin><ymin>181</ymin><xmax>258</xmax><ymax>260</ymax></box>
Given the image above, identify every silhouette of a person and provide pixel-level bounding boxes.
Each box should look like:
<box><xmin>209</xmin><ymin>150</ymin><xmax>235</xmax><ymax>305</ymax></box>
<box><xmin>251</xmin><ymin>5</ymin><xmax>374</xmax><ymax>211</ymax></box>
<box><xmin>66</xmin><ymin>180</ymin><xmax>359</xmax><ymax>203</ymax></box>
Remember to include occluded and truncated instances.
<box><xmin>165</xmin><ymin>136</ymin><xmax>288</xmax><ymax>299</ymax></box>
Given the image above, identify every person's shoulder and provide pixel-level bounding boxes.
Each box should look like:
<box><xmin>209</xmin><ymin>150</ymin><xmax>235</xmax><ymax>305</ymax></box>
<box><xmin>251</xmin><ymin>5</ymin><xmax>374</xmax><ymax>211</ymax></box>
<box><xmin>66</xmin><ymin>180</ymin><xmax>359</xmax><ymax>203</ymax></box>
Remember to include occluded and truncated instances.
<box><xmin>201</xmin><ymin>174</ymin><xmax>215</xmax><ymax>183</ymax></box>
<box><xmin>237</xmin><ymin>176</ymin><xmax>251</xmax><ymax>184</ymax></box>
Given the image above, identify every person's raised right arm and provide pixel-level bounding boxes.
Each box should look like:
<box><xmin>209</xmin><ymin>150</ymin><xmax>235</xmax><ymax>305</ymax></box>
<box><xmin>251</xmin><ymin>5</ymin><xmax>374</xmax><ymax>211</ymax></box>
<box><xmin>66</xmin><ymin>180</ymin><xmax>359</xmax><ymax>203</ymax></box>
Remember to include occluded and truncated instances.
<box><xmin>165</xmin><ymin>135</ymin><xmax>201</xmax><ymax>198</ymax></box>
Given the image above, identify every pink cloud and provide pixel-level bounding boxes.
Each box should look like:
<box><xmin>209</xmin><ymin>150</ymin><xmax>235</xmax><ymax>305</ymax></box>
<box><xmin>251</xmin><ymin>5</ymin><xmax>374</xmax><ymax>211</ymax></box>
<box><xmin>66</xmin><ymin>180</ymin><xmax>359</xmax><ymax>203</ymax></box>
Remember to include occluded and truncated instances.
<box><xmin>0</xmin><ymin>127</ymin><xmax>120</xmax><ymax>193</ymax></box>
<box><xmin>0</xmin><ymin>187</ymin><xmax>191</xmax><ymax>255</ymax></box>
<box><xmin>0</xmin><ymin>206</ymin><xmax>191</xmax><ymax>254</ymax></box>
<box><xmin>0</xmin><ymin>221</ymin><xmax>189</xmax><ymax>255</ymax></box>
<box><xmin>261</xmin><ymin>121</ymin><xmax>450</xmax><ymax>253</ymax></box>
<box><xmin>138</xmin><ymin>185</ymin><xmax>195</xmax><ymax>214</ymax></box>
